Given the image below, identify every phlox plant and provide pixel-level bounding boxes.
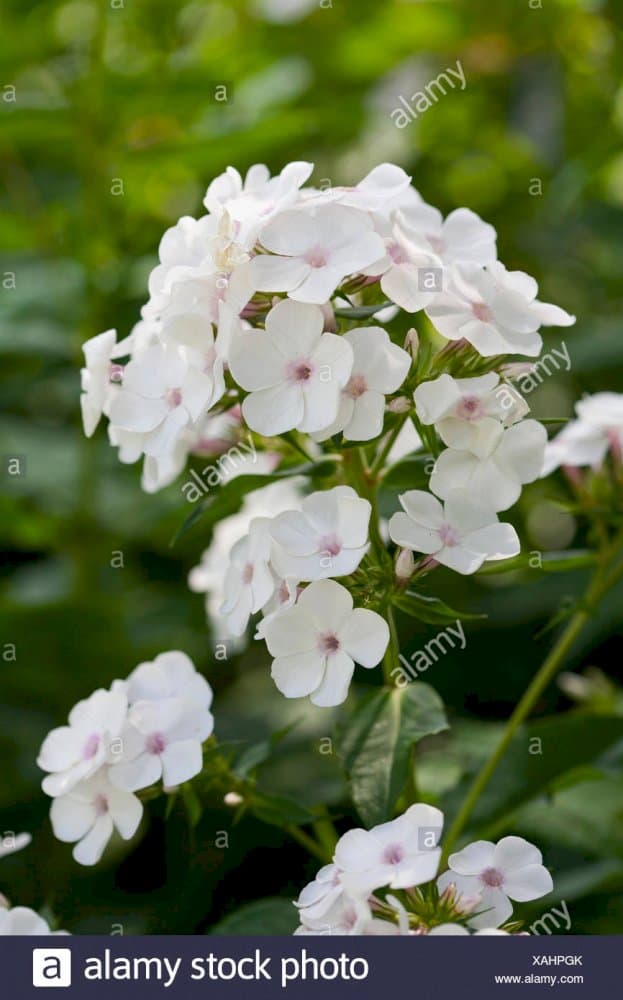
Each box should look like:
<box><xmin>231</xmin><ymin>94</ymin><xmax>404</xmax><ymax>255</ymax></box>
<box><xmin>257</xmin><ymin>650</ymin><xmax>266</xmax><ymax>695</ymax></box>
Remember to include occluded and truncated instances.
<box><xmin>4</xmin><ymin>161</ymin><xmax>623</xmax><ymax>936</ymax></box>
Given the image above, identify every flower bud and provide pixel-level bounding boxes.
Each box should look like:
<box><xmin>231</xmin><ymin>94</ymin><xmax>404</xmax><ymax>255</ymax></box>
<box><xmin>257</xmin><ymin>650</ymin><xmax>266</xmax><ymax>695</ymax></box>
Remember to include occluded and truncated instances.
<box><xmin>388</xmin><ymin>396</ymin><xmax>411</xmax><ymax>414</ymax></box>
<box><xmin>395</xmin><ymin>547</ymin><xmax>415</xmax><ymax>584</ymax></box>
<box><xmin>224</xmin><ymin>791</ymin><xmax>243</xmax><ymax>807</ymax></box>
<box><xmin>404</xmin><ymin>327</ymin><xmax>419</xmax><ymax>359</ymax></box>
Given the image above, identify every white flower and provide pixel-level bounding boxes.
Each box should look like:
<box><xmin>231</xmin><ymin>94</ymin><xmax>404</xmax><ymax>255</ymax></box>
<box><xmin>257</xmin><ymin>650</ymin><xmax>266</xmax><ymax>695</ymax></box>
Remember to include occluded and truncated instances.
<box><xmin>426</xmin><ymin>261</ymin><xmax>575</xmax><ymax>357</ymax></box>
<box><xmin>294</xmin><ymin>864</ymin><xmax>346</xmax><ymax>922</ymax></box>
<box><xmin>430</xmin><ymin>420</ymin><xmax>547</xmax><ymax>512</ymax></box>
<box><xmin>414</xmin><ymin>373</ymin><xmax>529</xmax><ymax>457</ymax></box>
<box><xmin>188</xmin><ymin>480</ymin><xmax>302</xmax><ymax>641</ymax></box>
<box><xmin>108</xmin><ymin>343</ymin><xmax>222</xmax><ymax>458</ymax></box>
<box><xmin>319</xmin><ymin>163</ymin><xmax>412</xmax><ymax>214</ymax></box>
<box><xmin>250</xmin><ymin>204</ymin><xmax>384</xmax><ymax>304</ymax></box>
<box><xmin>0</xmin><ymin>906</ymin><xmax>68</xmax><ymax>935</ymax></box>
<box><xmin>363</xmin><ymin>220</ymin><xmax>443</xmax><ymax>313</ymax></box>
<box><xmin>220</xmin><ymin>518</ymin><xmax>275</xmax><ymax>636</ymax></box>
<box><xmin>38</xmin><ymin>687</ymin><xmax>128</xmax><ymax>797</ymax></box>
<box><xmin>295</xmin><ymin>893</ymin><xmax>373</xmax><ymax>936</ymax></box>
<box><xmin>270</xmin><ymin>485</ymin><xmax>370</xmax><ymax>580</ymax></box>
<box><xmin>437</xmin><ymin>836</ymin><xmax>553</xmax><ymax>929</ymax></box>
<box><xmin>126</xmin><ymin>650</ymin><xmax>213</xmax><ymax>710</ymax></box>
<box><xmin>0</xmin><ymin>832</ymin><xmax>31</xmax><ymax>860</ymax></box>
<box><xmin>542</xmin><ymin>392</ymin><xmax>623</xmax><ymax>474</ymax></box>
<box><xmin>400</xmin><ymin>203</ymin><xmax>497</xmax><ymax>267</ymax></box>
<box><xmin>229</xmin><ymin>299</ymin><xmax>353</xmax><ymax>436</ymax></box>
<box><xmin>255</xmin><ymin>574</ymin><xmax>299</xmax><ymax>640</ymax></box>
<box><xmin>109</xmin><ymin>697</ymin><xmax>212</xmax><ymax>792</ymax></box>
<box><xmin>80</xmin><ymin>329</ymin><xmax>125</xmax><ymax>437</ymax></box>
<box><xmin>264</xmin><ymin>579</ymin><xmax>389</xmax><ymax>707</ymax></box>
<box><xmin>334</xmin><ymin>803</ymin><xmax>444</xmax><ymax>892</ymax></box>
<box><xmin>389</xmin><ymin>491</ymin><xmax>519</xmax><ymax>574</ymax></box>
<box><xmin>50</xmin><ymin>768</ymin><xmax>142</xmax><ymax>867</ymax></box>
<box><xmin>204</xmin><ymin>161</ymin><xmax>314</xmax><ymax>245</ymax></box>
<box><xmin>314</xmin><ymin>327</ymin><xmax>411</xmax><ymax>441</ymax></box>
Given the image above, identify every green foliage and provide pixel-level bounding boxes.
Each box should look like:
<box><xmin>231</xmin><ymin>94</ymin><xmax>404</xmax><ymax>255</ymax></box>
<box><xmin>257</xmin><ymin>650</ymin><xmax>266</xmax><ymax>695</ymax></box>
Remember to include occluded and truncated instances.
<box><xmin>338</xmin><ymin>683</ymin><xmax>448</xmax><ymax>826</ymax></box>
<box><xmin>2</xmin><ymin>0</ymin><xmax>623</xmax><ymax>934</ymax></box>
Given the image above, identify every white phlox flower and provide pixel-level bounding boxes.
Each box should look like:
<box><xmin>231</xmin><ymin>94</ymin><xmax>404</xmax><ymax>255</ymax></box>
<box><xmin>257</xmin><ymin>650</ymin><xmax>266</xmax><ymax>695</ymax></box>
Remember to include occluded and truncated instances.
<box><xmin>270</xmin><ymin>485</ymin><xmax>370</xmax><ymax>580</ymax></box>
<box><xmin>250</xmin><ymin>204</ymin><xmax>385</xmax><ymax>304</ymax></box>
<box><xmin>437</xmin><ymin>836</ymin><xmax>553</xmax><ymax>929</ymax></box>
<box><xmin>542</xmin><ymin>392</ymin><xmax>623</xmax><ymax>475</ymax></box>
<box><xmin>426</xmin><ymin>261</ymin><xmax>575</xmax><ymax>358</ymax></box>
<box><xmin>220</xmin><ymin>518</ymin><xmax>275</xmax><ymax>636</ymax></box>
<box><xmin>414</xmin><ymin>372</ymin><xmax>529</xmax><ymax>458</ymax></box>
<box><xmin>389</xmin><ymin>490</ymin><xmax>519</xmax><ymax>574</ymax></box>
<box><xmin>430</xmin><ymin>420</ymin><xmax>547</xmax><ymax>512</ymax></box>
<box><xmin>264</xmin><ymin>579</ymin><xmax>389</xmax><ymax>707</ymax></box>
<box><xmin>314</xmin><ymin>327</ymin><xmax>411</xmax><ymax>442</ymax></box>
<box><xmin>229</xmin><ymin>299</ymin><xmax>354</xmax><ymax>436</ymax></box>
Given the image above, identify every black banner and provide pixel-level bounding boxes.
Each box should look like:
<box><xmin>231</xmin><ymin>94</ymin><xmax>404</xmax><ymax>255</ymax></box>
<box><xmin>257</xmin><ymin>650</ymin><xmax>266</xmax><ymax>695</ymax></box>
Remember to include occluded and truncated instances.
<box><xmin>5</xmin><ymin>934</ymin><xmax>617</xmax><ymax>998</ymax></box>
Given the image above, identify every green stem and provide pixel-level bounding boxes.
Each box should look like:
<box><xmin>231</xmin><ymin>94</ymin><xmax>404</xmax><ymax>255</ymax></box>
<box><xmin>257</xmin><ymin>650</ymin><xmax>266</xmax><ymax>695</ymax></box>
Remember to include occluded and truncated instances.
<box><xmin>442</xmin><ymin>542</ymin><xmax>623</xmax><ymax>863</ymax></box>
<box><xmin>382</xmin><ymin>604</ymin><xmax>401</xmax><ymax>686</ymax></box>
<box><xmin>286</xmin><ymin>825</ymin><xmax>332</xmax><ymax>863</ymax></box>
<box><xmin>370</xmin><ymin>414</ymin><xmax>409</xmax><ymax>478</ymax></box>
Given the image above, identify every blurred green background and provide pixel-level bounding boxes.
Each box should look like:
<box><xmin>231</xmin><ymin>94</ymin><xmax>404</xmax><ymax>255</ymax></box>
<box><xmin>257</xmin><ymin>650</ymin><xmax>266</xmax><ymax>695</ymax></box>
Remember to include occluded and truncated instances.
<box><xmin>1</xmin><ymin>0</ymin><xmax>623</xmax><ymax>934</ymax></box>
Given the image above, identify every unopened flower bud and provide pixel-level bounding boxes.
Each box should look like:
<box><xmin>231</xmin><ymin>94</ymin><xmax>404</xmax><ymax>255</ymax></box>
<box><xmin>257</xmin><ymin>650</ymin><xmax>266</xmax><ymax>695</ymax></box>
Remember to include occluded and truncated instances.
<box><xmin>404</xmin><ymin>327</ymin><xmax>419</xmax><ymax>359</ymax></box>
<box><xmin>224</xmin><ymin>791</ymin><xmax>243</xmax><ymax>807</ymax></box>
<box><xmin>388</xmin><ymin>396</ymin><xmax>411</xmax><ymax>414</ymax></box>
<box><xmin>395</xmin><ymin>547</ymin><xmax>415</xmax><ymax>584</ymax></box>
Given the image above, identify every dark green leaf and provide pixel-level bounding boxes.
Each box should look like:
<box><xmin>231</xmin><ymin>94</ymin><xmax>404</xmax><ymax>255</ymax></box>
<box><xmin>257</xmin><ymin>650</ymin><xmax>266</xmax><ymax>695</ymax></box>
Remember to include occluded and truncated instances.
<box><xmin>209</xmin><ymin>898</ymin><xmax>298</xmax><ymax>935</ymax></box>
<box><xmin>249</xmin><ymin>791</ymin><xmax>316</xmax><ymax>828</ymax></box>
<box><xmin>444</xmin><ymin>715</ymin><xmax>623</xmax><ymax>831</ymax></box>
<box><xmin>338</xmin><ymin>683</ymin><xmax>448</xmax><ymax>826</ymax></box>
<box><xmin>393</xmin><ymin>590</ymin><xmax>486</xmax><ymax>625</ymax></box>
<box><xmin>476</xmin><ymin>549</ymin><xmax>596</xmax><ymax>576</ymax></box>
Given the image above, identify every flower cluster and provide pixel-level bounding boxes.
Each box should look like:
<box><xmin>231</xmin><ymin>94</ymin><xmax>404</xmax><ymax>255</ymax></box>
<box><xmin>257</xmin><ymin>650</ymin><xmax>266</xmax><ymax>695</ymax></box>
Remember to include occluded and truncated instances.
<box><xmin>294</xmin><ymin>804</ymin><xmax>553</xmax><ymax>936</ymax></box>
<box><xmin>79</xmin><ymin>161</ymin><xmax>574</xmax><ymax>494</ymax></box>
<box><xmin>37</xmin><ymin>651</ymin><xmax>213</xmax><ymax>866</ymax></box>
<box><xmin>195</xmin><ymin>482</ymin><xmax>390</xmax><ymax>707</ymax></box>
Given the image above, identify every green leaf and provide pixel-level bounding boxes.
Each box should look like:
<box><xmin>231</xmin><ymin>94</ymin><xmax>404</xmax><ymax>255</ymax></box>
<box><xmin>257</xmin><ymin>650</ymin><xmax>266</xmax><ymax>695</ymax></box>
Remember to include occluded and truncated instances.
<box><xmin>209</xmin><ymin>897</ymin><xmax>298</xmax><ymax>935</ymax></box>
<box><xmin>338</xmin><ymin>683</ymin><xmax>448</xmax><ymax>826</ymax></box>
<box><xmin>381</xmin><ymin>454</ymin><xmax>431</xmax><ymax>491</ymax></box>
<box><xmin>334</xmin><ymin>301</ymin><xmax>392</xmax><ymax>318</ymax></box>
<box><xmin>171</xmin><ymin>459</ymin><xmax>337</xmax><ymax>544</ymax></box>
<box><xmin>249</xmin><ymin>791</ymin><xmax>316</xmax><ymax>828</ymax></box>
<box><xmin>476</xmin><ymin>549</ymin><xmax>596</xmax><ymax>576</ymax></box>
<box><xmin>181</xmin><ymin>782</ymin><xmax>203</xmax><ymax>829</ymax></box>
<box><xmin>444</xmin><ymin>714</ymin><xmax>623</xmax><ymax>831</ymax></box>
<box><xmin>393</xmin><ymin>590</ymin><xmax>486</xmax><ymax>625</ymax></box>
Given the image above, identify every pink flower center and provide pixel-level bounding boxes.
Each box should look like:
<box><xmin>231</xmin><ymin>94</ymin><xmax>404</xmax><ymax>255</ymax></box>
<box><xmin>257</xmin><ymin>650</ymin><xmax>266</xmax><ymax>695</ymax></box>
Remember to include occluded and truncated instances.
<box><xmin>318</xmin><ymin>632</ymin><xmax>341</xmax><ymax>655</ymax></box>
<box><xmin>455</xmin><ymin>394</ymin><xmax>484</xmax><ymax>421</ymax></box>
<box><xmin>146</xmin><ymin>732</ymin><xmax>167</xmax><ymax>755</ymax></box>
<box><xmin>94</xmin><ymin>794</ymin><xmax>109</xmax><ymax>817</ymax></box>
<box><xmin>345</xmin><ymin>373</ymin><xmax>368</xmax><ymax>399</ymax></box>
<box><xmin>304</xmin><ymin>248</ymin><xmax>327</xmax><ymax>269</ymax></box>
<box><xmin>108</xmin><ymin>363</ymin><xmax>124</xmax><ymax>383</ymax></box>
<box><xmin>438</xmin><ymin>523</ymin><xmax>461</xmax><ymax>547</ymax></box>
<box><xmin>242</xmin><ymin>562</ymin><xmax>254</xmax><ymax>585</ymax></box>
<box><xmin>286</xmin><ymin>358</ymin><xmax>315</xmax><ymax>383</ymax></box>
<box><xmin>481</xmin><ymin>867</ymin><xmax>504</xmax><ymax>888</ymax></box>
<box><xmin>472</xmin><ymin>301</ymin><xmax>493</xmax><ymax>323</ymax></box>
<box><xmin>166</xmin><ymin>387</ymin><xmax>183</xmax><ymax>408</ymax></box>
<box><xmin>427</xmin><ymin>233</ymin><xmax>445</xmax><ymax>255</ymax></box>
<box><xmin>318</xmin><ymin>533</ymin><xmax>342</xmax><ymax>557</ymax></box>
<box><xmin>383</xmin><ymin>844</ymin><xmax>405</xmax><ymax>865</ymax></box>
<box><xmin>82</xmin><ymin>733</ymin><xmax>101</xmax><ymax>760</ymax></box>
<box><xmin>387</xmin><ymin>240</ymin><xmax>409</xmax><ymax>266</ymax></box>
<box><xmin>278</xmin><ymin>579</ymin><xmax>290</xmax><ymax>604</ymax></box>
